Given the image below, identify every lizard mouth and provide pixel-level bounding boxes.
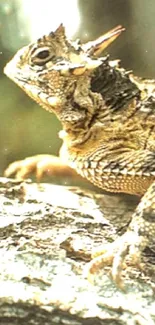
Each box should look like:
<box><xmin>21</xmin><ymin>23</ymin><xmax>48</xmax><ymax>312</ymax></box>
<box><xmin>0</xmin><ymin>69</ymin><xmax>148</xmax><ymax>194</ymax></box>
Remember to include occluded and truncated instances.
<box><xmin>4</xmin><ymin>62</ymin><xmax>28</xmax><ymax>83</ymax></box>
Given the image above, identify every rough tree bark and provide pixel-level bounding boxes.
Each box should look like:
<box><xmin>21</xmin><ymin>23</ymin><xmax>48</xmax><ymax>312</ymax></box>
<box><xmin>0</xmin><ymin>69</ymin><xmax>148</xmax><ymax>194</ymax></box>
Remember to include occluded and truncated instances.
<box><xmin>0</xmin><ymin>177</ymin><xmax>155</xmax><ymax>325</ymax></box>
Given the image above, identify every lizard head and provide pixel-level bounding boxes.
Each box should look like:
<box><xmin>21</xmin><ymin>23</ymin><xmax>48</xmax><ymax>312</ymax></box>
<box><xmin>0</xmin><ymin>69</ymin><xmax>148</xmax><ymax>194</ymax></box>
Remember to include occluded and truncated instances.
<box><xmin>4</xmin><ymin>24</ymin><xmax>124</xmax><ymax>139</ymax></box>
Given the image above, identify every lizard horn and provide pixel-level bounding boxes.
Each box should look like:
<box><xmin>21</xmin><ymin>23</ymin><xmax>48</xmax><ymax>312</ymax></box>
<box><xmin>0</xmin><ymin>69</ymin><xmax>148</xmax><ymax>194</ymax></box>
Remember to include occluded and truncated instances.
<box><xmin>83</xmin><ymin>25</ymin><xmax>125</xmax><ymax>56</ymax></box>
<box><xmin>54</xmin><ymin>23</ymin><xmax>66</xmax><ymax>36</ymax></box>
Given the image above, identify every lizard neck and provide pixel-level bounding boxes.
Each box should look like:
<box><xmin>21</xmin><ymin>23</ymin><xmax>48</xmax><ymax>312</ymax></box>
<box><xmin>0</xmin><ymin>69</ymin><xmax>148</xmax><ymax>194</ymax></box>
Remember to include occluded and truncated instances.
<box><xmin>57</xmin><ymin>59</ymin><xmax>141</xmax><ymax>147</ymax></box>
<box><xmin>57</xmin><ymin>75</ymin><xmax>100</xmax><ymax>145</ymax></box>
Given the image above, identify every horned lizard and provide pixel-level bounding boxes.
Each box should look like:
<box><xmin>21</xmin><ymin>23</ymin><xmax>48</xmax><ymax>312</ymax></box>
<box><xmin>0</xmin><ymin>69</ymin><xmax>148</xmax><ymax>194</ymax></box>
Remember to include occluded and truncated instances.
<box><xmin>4</xmin><ymin>24</ymin><xmax>155</xmax><ymax>288</ymax></box>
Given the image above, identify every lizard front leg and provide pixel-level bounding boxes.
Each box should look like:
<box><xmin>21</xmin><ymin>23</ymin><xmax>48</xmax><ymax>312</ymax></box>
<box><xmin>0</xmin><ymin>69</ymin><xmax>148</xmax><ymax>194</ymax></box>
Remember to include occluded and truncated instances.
<box><xmin>4</xmin><ymin>153</ymin><xmax>77</xmax><ymax>181</ymax></box>
<box><xmin>88</xmin><ymin>181</ymin><xmax>155</xmax><ymax>289</ymax></box>
<box><xmin>4</xmin><ymin>137</ymin><xmax>80</xmax><ymax>181</ymax></box>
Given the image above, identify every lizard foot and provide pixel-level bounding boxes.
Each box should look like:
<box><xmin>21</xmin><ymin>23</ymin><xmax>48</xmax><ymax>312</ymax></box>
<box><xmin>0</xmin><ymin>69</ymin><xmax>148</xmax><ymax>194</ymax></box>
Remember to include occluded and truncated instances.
<box><xmin>4</xmin><ymin>154</ymin><xmax>76</xmax><ymax>181</ymax></box>
<box><xmin>87</xmin><ymin>230</ymin><xmax>146</xmax><ymax>289</ymax></box>
<box><xmin>88</xmin><ymin>182</ymin><xmax>155</xmax><ymax>289</ymax></box>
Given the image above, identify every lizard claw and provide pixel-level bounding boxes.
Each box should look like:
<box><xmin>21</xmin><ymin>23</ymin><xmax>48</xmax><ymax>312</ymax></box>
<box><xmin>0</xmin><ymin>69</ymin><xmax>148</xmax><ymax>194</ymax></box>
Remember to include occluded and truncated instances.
<box><xmin>87</xmin><ymin>231</ymin><xmax>144</xmax><ymax>289</ymax></box>
<box><xmin>4</xmin><ymin>155</ymin><xmax>51</xmax><ymax>180</ymax></box>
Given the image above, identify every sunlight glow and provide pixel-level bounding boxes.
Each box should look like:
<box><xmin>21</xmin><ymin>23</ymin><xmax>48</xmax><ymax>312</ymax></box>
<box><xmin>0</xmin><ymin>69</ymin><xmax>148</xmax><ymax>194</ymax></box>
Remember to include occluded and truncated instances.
<box><xmin>21</xmin><ymin>0</ymin><xmax>80</xmax><ymax>40</ymax></box>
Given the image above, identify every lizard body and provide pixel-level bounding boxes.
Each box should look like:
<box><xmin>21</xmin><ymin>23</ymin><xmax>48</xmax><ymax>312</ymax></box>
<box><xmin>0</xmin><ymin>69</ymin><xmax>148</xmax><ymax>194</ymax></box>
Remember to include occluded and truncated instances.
<box><xmin>4</xmin><ymin>24</ymin><xmax>155</xmax><ymax>287</ymax></box>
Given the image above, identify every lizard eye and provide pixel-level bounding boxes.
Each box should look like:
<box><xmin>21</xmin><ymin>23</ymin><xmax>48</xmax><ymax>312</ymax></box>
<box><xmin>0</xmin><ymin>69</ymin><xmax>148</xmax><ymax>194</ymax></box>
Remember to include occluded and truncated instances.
<box><xmin>36</xmin><ymin>50</ymin><xmax>50</xmax><ymax>59</ymax></box>
<box><xmin>31</xmin><ymin>47</ymin><xmax>55</xmax><ymax>66</ymax></box>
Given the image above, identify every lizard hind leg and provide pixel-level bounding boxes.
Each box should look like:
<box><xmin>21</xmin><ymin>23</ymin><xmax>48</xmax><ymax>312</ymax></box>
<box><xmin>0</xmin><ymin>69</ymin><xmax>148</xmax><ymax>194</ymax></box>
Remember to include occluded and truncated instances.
<box><xmin>87</xmin><ymin>181</ymin><xmax>155</xmax><ymax>289</ymax></box>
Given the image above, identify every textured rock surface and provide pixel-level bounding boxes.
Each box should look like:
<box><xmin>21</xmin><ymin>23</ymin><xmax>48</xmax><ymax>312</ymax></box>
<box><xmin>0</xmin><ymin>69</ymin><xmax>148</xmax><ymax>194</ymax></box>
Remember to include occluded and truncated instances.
<box><xmin>0</xmin><ymin>177</ymin><xmax>155</xmax><ymax>325</ymax></box>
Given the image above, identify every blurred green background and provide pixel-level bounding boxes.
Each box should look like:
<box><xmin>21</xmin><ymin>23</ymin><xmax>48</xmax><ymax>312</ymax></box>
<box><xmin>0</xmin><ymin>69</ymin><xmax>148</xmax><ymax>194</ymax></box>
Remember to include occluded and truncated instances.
<box><xmin>1</xmin><ymin>0</ymin><xmax>155</xmax><ymax>184</ymax></box>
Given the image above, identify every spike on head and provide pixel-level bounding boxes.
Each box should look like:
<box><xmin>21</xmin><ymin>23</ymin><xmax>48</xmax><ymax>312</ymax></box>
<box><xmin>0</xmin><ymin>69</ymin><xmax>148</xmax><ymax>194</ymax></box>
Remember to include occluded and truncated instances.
<box><xmin>83</xmin><ymin>25</ymin><xmax>125</xmax><ymax>56</ymax></box>
<box><xmin>47</xmin><ymin>23</ymin><xmax>70</xmax><ymax>52</ymax></box>
<box><xmin>55</xmin><ymin>23</ymin><xmax>66</xmax><ymax>37</ymax></box>
<box><xmin>49</xmin><ymin>23</ymin><xmax>66</xmax><ymax>41</ymax></box>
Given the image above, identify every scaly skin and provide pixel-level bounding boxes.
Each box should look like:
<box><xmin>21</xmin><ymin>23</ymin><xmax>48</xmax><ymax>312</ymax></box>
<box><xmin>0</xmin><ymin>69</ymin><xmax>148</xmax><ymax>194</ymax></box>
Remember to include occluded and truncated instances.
<box><xmin>4</xmin><ymin>25</ymin><xmax>155</xmax><ymax>288</ymax></box>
